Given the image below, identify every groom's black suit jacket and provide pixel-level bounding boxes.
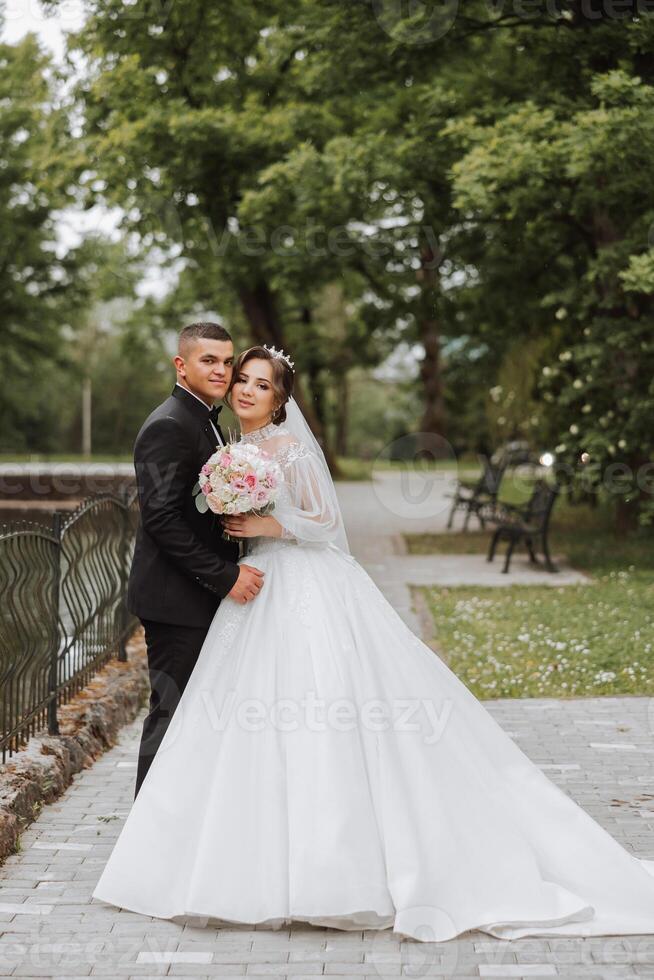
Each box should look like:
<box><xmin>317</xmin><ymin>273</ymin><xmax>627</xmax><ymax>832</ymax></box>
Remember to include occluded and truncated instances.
<box><xmin>127</xmin><ymin>384</ymin><xmax>241</xmax><ymax>628</ymax></box>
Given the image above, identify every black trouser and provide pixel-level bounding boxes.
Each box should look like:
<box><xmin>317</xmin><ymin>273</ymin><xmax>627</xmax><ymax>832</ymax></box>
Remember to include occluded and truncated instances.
<box><xmin>134</xmin><ymin>618</ymin><xmax>208</xmax><ymax>799</ymax></box>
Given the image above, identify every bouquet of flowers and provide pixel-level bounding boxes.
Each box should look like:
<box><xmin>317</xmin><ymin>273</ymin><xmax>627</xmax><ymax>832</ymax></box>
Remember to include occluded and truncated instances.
<box><xmin>192</xmin><ymin>442</ymin><xmax>282</xmax><ymax>540</ymax></box>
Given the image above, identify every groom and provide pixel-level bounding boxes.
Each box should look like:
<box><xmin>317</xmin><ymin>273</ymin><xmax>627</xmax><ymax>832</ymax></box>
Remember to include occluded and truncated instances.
<box><xmin>127</xmin><ymin>321</ymin><xmax>265</xmax><ymax>798</ymax></box>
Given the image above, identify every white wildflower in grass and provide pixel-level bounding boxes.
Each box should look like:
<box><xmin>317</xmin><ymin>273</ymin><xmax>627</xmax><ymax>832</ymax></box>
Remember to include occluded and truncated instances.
<box><xmin>421</xmin><ymin>578</ymin><xmax>654</xmax><ymax>701</ymax></box>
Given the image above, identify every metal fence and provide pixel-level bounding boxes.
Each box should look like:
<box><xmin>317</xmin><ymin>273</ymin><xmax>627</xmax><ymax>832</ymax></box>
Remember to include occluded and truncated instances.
<box><xmin>0</xmin><ymin>487</ymin><xmax>140</xmax><ymax>762</ymax></box>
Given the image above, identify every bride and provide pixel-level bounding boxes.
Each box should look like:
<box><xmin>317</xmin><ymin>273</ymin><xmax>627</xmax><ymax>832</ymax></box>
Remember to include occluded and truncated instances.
<box><xmin>92</xmin><ymin>343</ymin><xmax>654</xmax><ymax>943</ymax></box>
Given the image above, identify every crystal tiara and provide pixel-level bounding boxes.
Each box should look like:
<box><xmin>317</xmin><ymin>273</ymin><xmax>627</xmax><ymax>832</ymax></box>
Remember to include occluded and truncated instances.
<box><xmin>263</xmin><ymin>344</ymin><xmax>295</xmax><ymax>371</ymax></box>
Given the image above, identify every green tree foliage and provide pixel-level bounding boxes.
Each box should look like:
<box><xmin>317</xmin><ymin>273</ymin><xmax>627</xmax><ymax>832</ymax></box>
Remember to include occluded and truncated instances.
<box><xmin>452</xmin><ymin>51</ymin><xmax>654</xmax><ymax>528</ymax></box>
<box><xmin>8</xmin><ymin>2</ymin><xmax>654</xmax><ymax>532</ymax></box>
<box><xmin>0</xmin><ymin>35</ymin><xmax>73</xmax><ymax>451</ymax></box>
<box><xmin>61</xmin><ymin>236</ymin><xmax>172</xmax><ymax>455</ymax></box>
<box><xmin>62</xmin><ymin>0</ymin><xmax>484</xmax><ymax>457</ymax></box>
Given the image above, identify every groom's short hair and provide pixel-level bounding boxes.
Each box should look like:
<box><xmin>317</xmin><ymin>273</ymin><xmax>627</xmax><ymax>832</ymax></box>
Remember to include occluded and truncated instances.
<box><xmin>178</xmin><ymin>321</ymin><xmax>232</xmax><ymax>355</ymax></box>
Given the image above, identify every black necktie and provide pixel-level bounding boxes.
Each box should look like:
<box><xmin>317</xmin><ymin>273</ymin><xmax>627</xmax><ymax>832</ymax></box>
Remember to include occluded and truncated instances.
<box><xmin>208</xmin><ymin>405</ymin><xmax>222</xmax><ymax>425</ymax></box>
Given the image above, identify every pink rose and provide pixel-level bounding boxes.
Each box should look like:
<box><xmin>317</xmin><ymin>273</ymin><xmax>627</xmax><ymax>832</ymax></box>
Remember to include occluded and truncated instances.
<box><xmin>230</xmin><ymin>477</ymin><xmax>248</xmax><ymax>493</ymax></box>
<box><xmin>244</xmin><ymin>473</ymin><xmax>259</xmax><ymax>490</ymax></box>
<box><xmin>201</xmin><ymin>464</ymin><xmax>212</xmax><ymax>475</ymax></box>
<box><xmin>201</xmin><ymin>483</ymin><xmax>212</xmax><ymax>495</ymax></box>
<box><xmin>252</xmin><ymin>488</ymin><xmax>270</xmax><ymax>507</ymax></box>
<box><xmin>219</xmin><ymin>452</ymin><xmax>233</xmax><ymax>467</ymax></box>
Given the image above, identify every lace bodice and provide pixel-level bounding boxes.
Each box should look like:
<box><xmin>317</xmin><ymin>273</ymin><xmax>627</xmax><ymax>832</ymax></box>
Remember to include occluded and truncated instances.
<box><xmin>239</xmin><ymin>420</ymin><xmax>282</xmax><ymax>446</ymax></box>
<box><xmin>237</xmin><ymin>420</ymin><xmax>344</xmax><ymax>554</ymax></box>
<box><xmin>239</xmin><ymin>422</ymin><xmax>307</xmax><ymax>553</ymax></box>
<box><xmin>239</xmin><ymin>422</ymin><xmax>309</xmax><ymax>468</ymax></box>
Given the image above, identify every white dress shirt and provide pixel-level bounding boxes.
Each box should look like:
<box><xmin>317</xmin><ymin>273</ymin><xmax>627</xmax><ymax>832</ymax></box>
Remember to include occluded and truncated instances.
<box><xmin>175</xmin><ymin>382</ymin><xmax>225</xmax><ymax>447</ymax></box>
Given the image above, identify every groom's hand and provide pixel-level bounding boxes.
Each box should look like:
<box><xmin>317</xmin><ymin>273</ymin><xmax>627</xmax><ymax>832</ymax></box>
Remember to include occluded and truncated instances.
<box><xmin>228</xmin><ymin>564</ymin><xmax>265</xmax><ymax>604</ymax></box>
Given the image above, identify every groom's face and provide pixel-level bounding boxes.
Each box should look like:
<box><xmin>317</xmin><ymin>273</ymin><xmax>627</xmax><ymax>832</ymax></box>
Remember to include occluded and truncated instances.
<box><xmin>176</xmin><ymin>339</ymin><xmax>234</xmax><ymax>404</ymax></box>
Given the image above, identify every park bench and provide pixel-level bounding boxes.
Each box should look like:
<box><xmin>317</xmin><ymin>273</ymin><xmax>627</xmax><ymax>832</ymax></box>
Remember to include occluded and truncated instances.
<box><xmin>483</xmin><ymin>478</ymin><xmax>561</xmax><ymax>574</ymax></box>
<box><xmin>446</xmin><ymin>454</ymin><xmax>509</xmax><ymax>531</ymax></box>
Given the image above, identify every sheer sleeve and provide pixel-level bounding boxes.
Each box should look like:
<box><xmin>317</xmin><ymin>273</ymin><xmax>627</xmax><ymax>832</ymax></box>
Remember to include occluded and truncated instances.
<box><xmin>270</xmin><ymin>438</ymin><xmax>345</xmax><ymax>548</ymax></box>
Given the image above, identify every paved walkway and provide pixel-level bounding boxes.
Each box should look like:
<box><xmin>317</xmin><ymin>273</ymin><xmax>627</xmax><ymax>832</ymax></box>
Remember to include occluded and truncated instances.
<box><xmin>1</xmin><ymin>472</ymin><xmax>652</xmax><ymax>979</ymax></box>
<box><xmin>1</xmin><ymin>697</ymin><xmax>653</xmax><ymax>978</ymax></box>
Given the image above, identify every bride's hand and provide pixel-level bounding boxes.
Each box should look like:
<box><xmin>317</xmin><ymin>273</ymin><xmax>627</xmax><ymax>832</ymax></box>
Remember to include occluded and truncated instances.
<box><xmin>223</xmin><ymin>514</ymin><xmax>283</xmax><ymax>538</ymax></box>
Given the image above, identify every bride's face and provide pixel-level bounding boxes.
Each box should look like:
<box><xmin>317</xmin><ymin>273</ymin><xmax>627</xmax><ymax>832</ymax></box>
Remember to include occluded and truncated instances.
<box><xmin>231</xmin><ymin>357</ymin><xmax>276</xmax><ymax>427</ymax></box>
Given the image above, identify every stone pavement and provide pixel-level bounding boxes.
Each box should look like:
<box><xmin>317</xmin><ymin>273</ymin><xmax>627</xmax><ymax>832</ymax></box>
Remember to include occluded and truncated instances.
<box><xmin>1</xmin><ymin>697</ymin><xmax>653</xmax><ymax>979</ymax></box>
<box><xmin>1</xmin><ymin>471</ymin><xmax>653</xmax><ymax>979</ymax></box>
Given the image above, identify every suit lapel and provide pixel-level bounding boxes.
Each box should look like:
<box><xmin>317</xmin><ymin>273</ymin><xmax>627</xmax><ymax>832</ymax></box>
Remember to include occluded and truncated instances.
<box><xmin>202</xmin><ymin>420</ymin><xmax>222</xmax><ymax>456</ymax></box>
<box><xmin>173</xmin><ymin>385</ymin><xmax>226</xmax><ymax>453</ymax></box>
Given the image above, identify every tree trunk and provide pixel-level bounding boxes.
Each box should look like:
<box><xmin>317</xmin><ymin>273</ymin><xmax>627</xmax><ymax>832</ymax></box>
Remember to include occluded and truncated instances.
<box><xmin>334</xmin><ymin>371</ymin><xmax>349</xmax><ymax>458</ymax></box>
<box><xmin>238</xmin><ymin>281</ymin><xmax>285</xmax><ymax>347</ymax></box>
<box><xmin>416</xmin><ymin>237</ymin><xmax>446</xmax><ymax>443</ymax></box>
<box><xmin>589</xmin><ymin>206</ymin><xmax>641</xmax><ymax>533</ymax></box>
<box><xmin>418</xmin><ymin>322</ymin><xmax>445</xmax><ymax>435</ymax></box>
<box><xmin>615</xmin><ymin>496</ymin><xmax>639</xmax><ymax>535</ymax></box>
<box><xmin>238</xmin><ymin>283</ymin><xmax>340</xmax><ymax>474</ymax></box>
<box><xmin>299</xmin><ymin>306</ymin><xmax>340</xmax><ymax>474</ymax></box>
<box><xmin>614</xmin><ymin>453</ymin><xmax>651</xmax><ymax>534</ymax></box>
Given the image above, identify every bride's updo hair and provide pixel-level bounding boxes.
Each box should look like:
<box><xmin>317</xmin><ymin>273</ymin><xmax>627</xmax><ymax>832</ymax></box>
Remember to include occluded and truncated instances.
<box><xmin>226</xmin><ymin>344</ymin><xmax>294</xmax><ymax>424</ymax></box>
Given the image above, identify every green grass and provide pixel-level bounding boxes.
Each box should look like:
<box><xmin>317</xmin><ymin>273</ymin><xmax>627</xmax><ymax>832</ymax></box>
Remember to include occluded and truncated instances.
<box><xmin>2</xmin><ymin>453</ymin><xmax>483</xmax><ymax>475</ymax></box>
<box><xmin>335</xmin><ymin>456</ymin><xmax>483</xmax><ymax>481</ymax></box>
<box><xmin>0</xmin><ymin>453</ymin><xmax>133</xmax><ymax>463</ymax></box>
<box><xmin>408</xmin><ymin>481</ymin><xmax>654</xmax><ymax>700</ymax></box>
<box><xmin>2</xmin><ymin>452</ymin><xmax>485</xmax><ymax>477</ymax></box>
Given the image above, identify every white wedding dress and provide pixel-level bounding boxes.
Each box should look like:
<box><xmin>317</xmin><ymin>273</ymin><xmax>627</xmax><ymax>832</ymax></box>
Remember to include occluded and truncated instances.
<box><xmin>93</xmin><ymin>408</ymin><xmax>654</xmax><ymax>943</ymax></box>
